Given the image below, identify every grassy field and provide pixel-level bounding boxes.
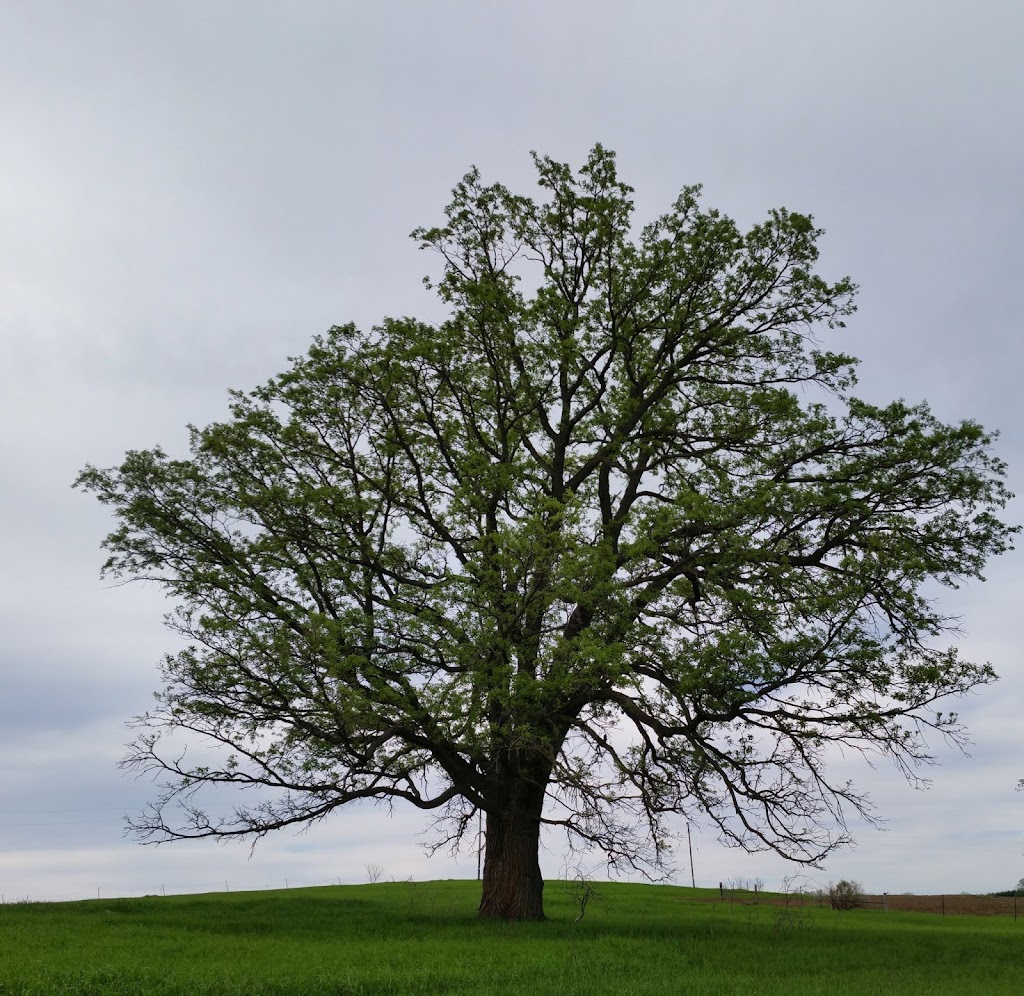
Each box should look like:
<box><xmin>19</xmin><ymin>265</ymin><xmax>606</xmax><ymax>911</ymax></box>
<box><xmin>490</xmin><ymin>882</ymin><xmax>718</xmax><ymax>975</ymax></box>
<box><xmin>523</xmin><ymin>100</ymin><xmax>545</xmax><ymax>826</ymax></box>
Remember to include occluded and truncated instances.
<box><xmin>1</xmin><ymin>879</ymin><xmax>1022</xmax><ymax>995</ymax></box>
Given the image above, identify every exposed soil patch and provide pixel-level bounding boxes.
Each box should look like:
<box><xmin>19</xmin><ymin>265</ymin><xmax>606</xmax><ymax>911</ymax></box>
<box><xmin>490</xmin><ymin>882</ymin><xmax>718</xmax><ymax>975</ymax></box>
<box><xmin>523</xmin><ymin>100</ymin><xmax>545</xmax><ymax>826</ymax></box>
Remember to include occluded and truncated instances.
<box><xmin>703</xmin><ymin>891</ymin><xmax>1023</xmax><ymax>917</ymax></box>
<box><xmin>864</xmin><ymin>893</ymin><xmax>1021</xmax><ymax>917</ymax></box>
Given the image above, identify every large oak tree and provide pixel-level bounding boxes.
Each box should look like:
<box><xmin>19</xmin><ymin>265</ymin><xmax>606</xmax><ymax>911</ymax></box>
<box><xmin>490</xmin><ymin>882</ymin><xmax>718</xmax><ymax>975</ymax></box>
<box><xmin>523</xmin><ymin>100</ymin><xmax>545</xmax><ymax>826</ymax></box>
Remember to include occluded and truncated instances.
<box><xmin>78</xmin><ymin>147</ymin><xmax>1015</xmax><ymax>920</ymax></box>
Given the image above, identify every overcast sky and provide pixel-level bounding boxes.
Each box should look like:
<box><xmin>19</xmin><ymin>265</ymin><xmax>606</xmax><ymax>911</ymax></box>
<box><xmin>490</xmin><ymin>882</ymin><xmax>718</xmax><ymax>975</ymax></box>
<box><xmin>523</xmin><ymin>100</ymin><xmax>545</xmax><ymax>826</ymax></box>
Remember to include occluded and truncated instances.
<box><xmin>1</xmin><ymin>0</ymin><xmax>1022</xmax><ymax>902</ymax></box>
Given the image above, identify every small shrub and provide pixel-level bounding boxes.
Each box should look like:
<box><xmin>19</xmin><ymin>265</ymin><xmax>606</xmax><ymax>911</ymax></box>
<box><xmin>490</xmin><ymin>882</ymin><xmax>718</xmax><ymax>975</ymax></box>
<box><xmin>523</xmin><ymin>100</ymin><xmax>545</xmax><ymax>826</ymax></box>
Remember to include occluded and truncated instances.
<box><xmin>774</xmin><ymin>876</ymin><xmax>814</xmax><ymax>935</ymax></box>
<box><xmin>828</xmin><ymin>879</ymin><xmax>864</xmax><ymax>911</ymax></box>
<box><xmin>562</xmin><ymin>866</ymin><xmax>606</xmax><ymax>923</ymax></box>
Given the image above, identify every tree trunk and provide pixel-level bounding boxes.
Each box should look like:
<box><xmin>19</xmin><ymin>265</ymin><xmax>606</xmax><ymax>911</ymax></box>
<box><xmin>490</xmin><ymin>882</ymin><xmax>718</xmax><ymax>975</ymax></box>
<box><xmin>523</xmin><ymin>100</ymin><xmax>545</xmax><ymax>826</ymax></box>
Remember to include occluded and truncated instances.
<box><xmin>477</xmin><ymin>788</ymin><xmax>545</xmax><ymax>921</ymax></box>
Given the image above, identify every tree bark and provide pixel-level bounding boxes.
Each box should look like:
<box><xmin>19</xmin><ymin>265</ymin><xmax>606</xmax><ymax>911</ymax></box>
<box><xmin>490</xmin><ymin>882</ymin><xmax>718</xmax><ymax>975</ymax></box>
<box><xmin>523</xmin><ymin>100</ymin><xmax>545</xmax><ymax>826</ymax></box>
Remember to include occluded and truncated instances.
<box><xmin>477</xmin><ymin>785</ymin><xmax>546</xmax><ymax>921</ymax></box>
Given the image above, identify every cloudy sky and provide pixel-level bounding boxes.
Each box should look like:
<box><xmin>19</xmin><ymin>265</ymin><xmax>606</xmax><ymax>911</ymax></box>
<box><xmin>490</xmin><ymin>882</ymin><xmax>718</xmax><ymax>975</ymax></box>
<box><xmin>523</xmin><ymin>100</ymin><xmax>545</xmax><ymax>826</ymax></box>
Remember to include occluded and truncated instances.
<box><xmin>2</xmin><ymin>0</ymin><xmax>1021</xmax><ymax>902</ymax></box>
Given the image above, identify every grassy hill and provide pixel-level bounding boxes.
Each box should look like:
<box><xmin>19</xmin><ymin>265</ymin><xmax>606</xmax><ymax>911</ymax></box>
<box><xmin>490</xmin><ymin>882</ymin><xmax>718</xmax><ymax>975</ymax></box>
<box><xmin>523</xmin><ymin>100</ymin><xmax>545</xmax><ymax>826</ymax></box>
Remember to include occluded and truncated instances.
<box><xmin>1</xmin><ymin>879</ymin><xmax>1021</xmax><ymax>994</ymax></box>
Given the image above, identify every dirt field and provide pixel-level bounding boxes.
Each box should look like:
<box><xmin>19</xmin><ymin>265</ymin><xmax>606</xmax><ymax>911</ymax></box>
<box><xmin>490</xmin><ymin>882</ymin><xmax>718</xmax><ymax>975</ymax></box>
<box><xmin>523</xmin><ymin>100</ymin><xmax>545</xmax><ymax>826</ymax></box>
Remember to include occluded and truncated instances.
<box><xmin>708</xmin><ymin>890</ymin><xmax>1023</xmax><ymax>917</ymax></box>
<box><xmin>863</xmin><ymin>893</ymin><xmax>1021</xmax><ymax>917</ymax></box>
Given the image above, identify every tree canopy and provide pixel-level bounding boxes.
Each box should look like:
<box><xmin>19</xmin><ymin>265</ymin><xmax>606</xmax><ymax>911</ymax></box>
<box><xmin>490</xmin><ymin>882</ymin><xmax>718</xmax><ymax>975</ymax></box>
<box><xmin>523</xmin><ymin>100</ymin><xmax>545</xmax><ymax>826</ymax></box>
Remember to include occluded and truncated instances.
<box><xmin>77</xmin><ymin>146</ymin><xmax>1016</xmax><ymax>920</ymax></box>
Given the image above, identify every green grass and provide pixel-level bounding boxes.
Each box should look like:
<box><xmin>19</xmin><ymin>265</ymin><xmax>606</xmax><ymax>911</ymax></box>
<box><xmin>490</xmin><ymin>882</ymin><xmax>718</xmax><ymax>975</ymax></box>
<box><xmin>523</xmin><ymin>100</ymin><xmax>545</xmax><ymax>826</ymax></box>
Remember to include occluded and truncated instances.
<box><xmin>1</xmin><ymin>880</ymin><xmax>1021</xmax><ymax>994</ymax></box>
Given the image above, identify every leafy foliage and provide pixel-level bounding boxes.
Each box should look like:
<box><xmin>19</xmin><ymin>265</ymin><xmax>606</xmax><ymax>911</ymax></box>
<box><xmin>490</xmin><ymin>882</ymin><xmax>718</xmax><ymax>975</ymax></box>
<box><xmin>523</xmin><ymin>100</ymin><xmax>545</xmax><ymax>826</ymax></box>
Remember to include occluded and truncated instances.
<box><xmin>828</xmin><ymin>879</ymin><xmax>865</xmax><ymax>911</ymax></box>
<box><xmin>76</xmin><ymin>146</ymin><xmax>1016</xmax><ymax>918</ymax></box>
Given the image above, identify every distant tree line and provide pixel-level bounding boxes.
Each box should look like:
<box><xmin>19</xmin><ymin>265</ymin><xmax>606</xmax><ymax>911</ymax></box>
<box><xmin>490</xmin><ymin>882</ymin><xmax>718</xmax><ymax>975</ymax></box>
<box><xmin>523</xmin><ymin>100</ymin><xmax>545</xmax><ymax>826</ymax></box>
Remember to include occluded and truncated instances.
<box><xmin>988</xmin><ymin>877</ymin><xmax>1024</xmax><ymax>898</ymax></box>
